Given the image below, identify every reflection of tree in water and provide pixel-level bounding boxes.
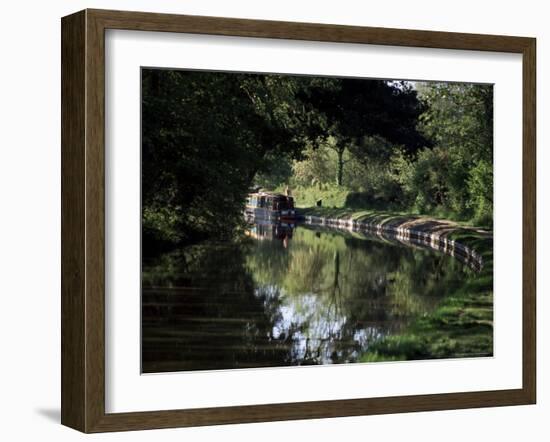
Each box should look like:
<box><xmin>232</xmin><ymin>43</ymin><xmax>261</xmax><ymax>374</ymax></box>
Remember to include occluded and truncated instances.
<box><xmin>142</xmin><ymin>226</ymin><xmax>479</xmax><ymax>372</ymax></box>
<box><xmin>143</xmin><ymin>242</ymin><xmax>296</xmax><ymax>372</ymax></box>
<box><xmin>245</xmin><ymin>226</ymin><xmax>478</xmax><ymax>366</ymax></box>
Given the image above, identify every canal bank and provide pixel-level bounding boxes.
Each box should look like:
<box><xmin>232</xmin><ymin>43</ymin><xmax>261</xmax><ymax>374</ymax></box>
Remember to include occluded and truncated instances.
<box><xmin>298</xmin><ymin>207</ymin><xmax>494</xmax><ymax>362</ymax></box>
<box><xmin>298</xmin><ymin>207</ymin><xmax>492</xmax><ymax>267</ymax></box>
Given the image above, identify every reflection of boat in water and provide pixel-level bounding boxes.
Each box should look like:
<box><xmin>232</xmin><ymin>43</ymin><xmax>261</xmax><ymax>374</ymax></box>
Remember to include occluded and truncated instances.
<box><xmin>245</xmin><ymin>191</ymin><xmax>296</xmax><ymax>221</ymax></box>
<box><xmin>245</xmin><ymin>219</ymin><xmax>294</xmax><ymax>246</ymax></box>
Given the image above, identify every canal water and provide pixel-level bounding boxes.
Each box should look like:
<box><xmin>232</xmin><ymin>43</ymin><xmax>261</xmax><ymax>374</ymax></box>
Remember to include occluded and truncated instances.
<box><xmin>142</xmin><ymin>222</ymin><xmax>481</xmax><ymax>373</ymax></box>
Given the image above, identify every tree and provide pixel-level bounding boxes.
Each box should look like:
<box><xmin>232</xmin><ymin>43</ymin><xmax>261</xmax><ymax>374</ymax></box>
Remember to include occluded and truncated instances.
<box><xmin>415</xmin><ymin>82</ymin><xmax>493</xmax><ymax>223</ymax></box>
<box><xmin>300</xmin><ymin>79</ymin><xmax>427</xmax><ymax>186</ymax></box>
<box><xmin>141</xmin><ymin>69</ymin><xmax>311</xmax><ymax>251</ymax></box>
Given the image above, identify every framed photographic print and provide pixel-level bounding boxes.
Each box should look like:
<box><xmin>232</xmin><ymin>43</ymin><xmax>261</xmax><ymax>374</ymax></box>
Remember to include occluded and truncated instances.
<box><xmin>61</xmin><ymin>9</ymin><xmax>536</xmax><ymax>433</ymax></box>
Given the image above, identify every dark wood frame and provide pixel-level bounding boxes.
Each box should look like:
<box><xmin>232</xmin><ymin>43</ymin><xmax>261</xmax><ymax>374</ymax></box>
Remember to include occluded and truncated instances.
<box><xmin>61</xmin><ymin>8</ymin><xmax>536</xmax><ymax>433</ymax></box>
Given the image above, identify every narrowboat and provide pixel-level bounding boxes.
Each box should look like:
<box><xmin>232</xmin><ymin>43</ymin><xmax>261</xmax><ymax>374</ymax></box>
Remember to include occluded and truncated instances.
<box><xmin>245</xmin><ymin>191</ymin><xmax>296</xmax><ymax>221</ymax></box>
<box><xmin>245</xmin><ymin>218</ymin><xmax>295</xmax><ymax>243</ymax></box>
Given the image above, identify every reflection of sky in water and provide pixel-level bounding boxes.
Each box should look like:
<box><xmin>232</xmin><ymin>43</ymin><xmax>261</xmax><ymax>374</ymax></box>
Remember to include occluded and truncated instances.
<box><xmin>257</xmin><ymin>284</ymin><xmax>375</xmax><ymax>364</ymax></box>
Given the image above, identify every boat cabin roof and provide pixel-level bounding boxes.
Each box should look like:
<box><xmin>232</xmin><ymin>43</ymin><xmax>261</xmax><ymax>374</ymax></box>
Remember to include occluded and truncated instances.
<box><xmin>248</xmin><ymin>191</ymin><xmax>292</xmax><ymax>200</ymax></box>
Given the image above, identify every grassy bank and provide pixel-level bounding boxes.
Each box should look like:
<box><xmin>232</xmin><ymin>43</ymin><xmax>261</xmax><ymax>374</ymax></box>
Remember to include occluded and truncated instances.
<box><xmin>298</xmin><ymin>206</ymin><xmax>494</xmax><ymax>362</ymax></box>
<box><xmin>299</xmin><ymin>206</ymin><xmax>493</xmax><ymax>233</ymax></box>
<box><xmin>360</xmin><ymin>282</ymin><xmax>493</xmax><ymax>362</ymax></box>
<box><xmin>285</xmin><ymin>185</ymin><xmax>492</xmax><ymax>229</ymax></box>
<box><xmin>283</xmin><ymin>185</ymin><xmax>351</xmax><ymax>209</ymax></box>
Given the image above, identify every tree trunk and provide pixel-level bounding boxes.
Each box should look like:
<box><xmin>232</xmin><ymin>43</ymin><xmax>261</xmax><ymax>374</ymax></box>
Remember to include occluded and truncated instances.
<box><xmin>336</xmin><ymin>146</ymin><xmax>345</xmax><ymax>186</ymax></box>
<box><xmin>332</xmin><ymin>251</ymin><xmax>340</xmax><ymax>295</ymax></box>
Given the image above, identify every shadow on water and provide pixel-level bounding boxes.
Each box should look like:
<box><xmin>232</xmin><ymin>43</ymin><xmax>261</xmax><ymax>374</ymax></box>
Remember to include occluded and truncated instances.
<box><xmin>142</xmin><ymin>220</ymin><xmax>483</xmax><ymax>373</ymax></box>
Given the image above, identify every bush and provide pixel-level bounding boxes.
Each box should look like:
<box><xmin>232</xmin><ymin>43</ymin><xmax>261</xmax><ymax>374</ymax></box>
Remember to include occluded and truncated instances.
<box><xmin>467</xmin><ymin>159</ymin><xmax>493</xmax><ymax>227</ymax></box>
<box><xmin>344</xmin><ymin>190</ymin><xmax>401</xmax><ymax>210</ymax></box>
<box><xmin>289</xmin><ymin>184</ymin><xmax>350</xmax><ymax>208</ymax></box>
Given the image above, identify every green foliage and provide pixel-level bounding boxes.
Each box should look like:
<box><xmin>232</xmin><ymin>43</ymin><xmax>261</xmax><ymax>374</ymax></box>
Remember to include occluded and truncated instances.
<box><xmin>418</xmin><ymin>82</ymin><xmax>493</xmax><ymax>163</ymax></box>
<box><xmin>414</xmin><ymin>82</ymin><xmax>494</xmax><ymax>224</ymax></box>
<box><xmin>142</xmin><ymin>206</ymin><xmax>182</xmax><ymax>253</ymax></box>
<box><xmin>288</xmin><ymin>82</ymin><xmax>494</xmax><ymax>227</ymax></box>
<box><xmin>360</xmin><ymin>292</ymin><xmax>493</xmax><ymax>361</ymax></box>
<box><xmin>142</xmin><ymin>70</ymin><xmax>494</xmax><ymax>254</ymax></box>
<box><xmin>142</xmin><ymin>69</ymin><xmax>311</xmax><ymax>251</ymax></box>
<box><xmin>253</xmin><ymin>152</ymin><xmax>294</xmax><ymax>190</ymax></box>
<box><xmin>291</xmin><ymin>137</ymin><xmax>412</xmax><ymax>210</ymax></box>
<box><xmin>398</xmin><ymin>146</ymin><xmax>453</xmax><ymax>213</ymax></box>
<box><xmin>301</xmin><ymin>80</ymin><xmax>428</xmax><ymax>186</ymax></box>
<box><xmin>287</xmin><ymin>184</ymin><xmax>350</xmax><ymax>208</ymax></box>
<box><xmin>467</xmin><ymin>159</ymin><xmax>493</xmax><ymax>226</ymax></box>
<box><xmin>291</xmin><ymin>82</ymin><xmax>495</xmax><ymax>226</ymax></box>
<box><xmin>290</xmin><ymin>142</ymin><xmax>337</xmax><ymax>187</ymax></box>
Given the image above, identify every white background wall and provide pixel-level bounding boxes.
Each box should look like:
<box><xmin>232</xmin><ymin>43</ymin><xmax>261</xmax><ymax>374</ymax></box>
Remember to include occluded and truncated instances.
<box><xmin>0</xmin><ymin>0</ymin><xmax>547</xmax><ymax>440</ymax></box>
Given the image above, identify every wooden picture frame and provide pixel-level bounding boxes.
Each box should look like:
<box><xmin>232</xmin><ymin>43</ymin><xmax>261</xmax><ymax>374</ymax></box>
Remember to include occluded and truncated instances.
<box><xmin>61</xmin><ymin>8</ymin><xmax>536</xmax><ymax>433</ymax></box>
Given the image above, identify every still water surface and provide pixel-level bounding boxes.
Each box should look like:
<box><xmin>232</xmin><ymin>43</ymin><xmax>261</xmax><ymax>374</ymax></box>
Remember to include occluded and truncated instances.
<box><xmin>142</xmin><ymin>223</ymin><xmax>480</xmax><ymax>373</ymax></box>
